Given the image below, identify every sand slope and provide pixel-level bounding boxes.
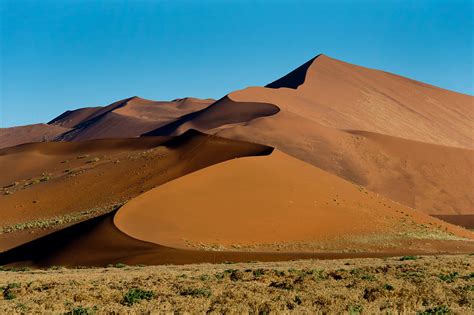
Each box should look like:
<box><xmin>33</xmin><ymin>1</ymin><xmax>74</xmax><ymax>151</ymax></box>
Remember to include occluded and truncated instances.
<box><xmin>115</xmin><ymin>150</ymin><xmax>473</xmax><ymax>253</ymax></box>
<box><xmin>0</xmin><ymin>131</ymin><xmax>272</xmax><ymax>251</ymax></box>
<box><xmin>0</xmin><ymin>123</ymin><xmax>70</xmax><ymax>149</ymax></box>
<box><xmin>145</xmin><ymin>55</ymin><xmax>474</xmax><ymax>216</ymax></box>
<box><xmin>51</xmin><ymin>96</ymin><xmax>214</xmax><ymax>141</ymax></box>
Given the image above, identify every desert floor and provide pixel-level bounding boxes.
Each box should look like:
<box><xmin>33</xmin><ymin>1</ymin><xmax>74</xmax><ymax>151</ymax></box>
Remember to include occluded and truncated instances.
<box><xmin>0</xmin><ymin>254</ymin><xmax>472</xmax><ymax>314</ymax></box>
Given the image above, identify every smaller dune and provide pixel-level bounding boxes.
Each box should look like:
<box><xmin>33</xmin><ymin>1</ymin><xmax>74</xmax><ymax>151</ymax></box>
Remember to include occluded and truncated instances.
<box><xmin>115</xmin><ymin>150</ymin><xmax>473</xmax><ymax>253</ymax></box>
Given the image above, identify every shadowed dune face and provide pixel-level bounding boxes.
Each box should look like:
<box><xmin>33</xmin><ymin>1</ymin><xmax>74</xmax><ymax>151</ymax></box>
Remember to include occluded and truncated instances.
<box><xmin>265</xmin><ymin>55</ymin><xmax>319</xmax><ymax>89</ymax></box>
<box><xmin>0</xmin><ymin>131</ymin><xmax>273</xmax><ymax>252</ymax></box>
<box><xmin>115</xmin><ymin>150</ymin><xmax>473</xmax><ymax>254</ymax></box>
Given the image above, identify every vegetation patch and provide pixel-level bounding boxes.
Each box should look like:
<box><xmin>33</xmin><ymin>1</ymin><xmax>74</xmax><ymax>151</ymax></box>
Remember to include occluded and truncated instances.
<box><xmin>179</xmin><ymin>287</ymin><xmax>211</xmax><ymax>298</ymax></box>
<box><xmin>121</xmin><ymin>288</ymin><xmax>154</xmax><ymax>306</ymax></box>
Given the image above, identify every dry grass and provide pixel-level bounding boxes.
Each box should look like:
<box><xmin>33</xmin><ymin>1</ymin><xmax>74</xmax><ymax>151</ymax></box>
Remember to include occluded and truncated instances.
<box><xmin>0</xmin><ymin>255</ymin><xmax>473</xmax><ymax>314</ymax></box>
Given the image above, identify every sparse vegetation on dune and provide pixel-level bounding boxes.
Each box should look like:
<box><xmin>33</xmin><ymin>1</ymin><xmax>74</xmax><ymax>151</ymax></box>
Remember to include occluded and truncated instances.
<box><xmin>0</xmin><ymin>203</ymin><xmax>124</xmax><ymax>234</ymax></box>
<box><xmin>0</xmin><ymin>255</ymin><xmax>472</xmax><ymax>313</ymax></box>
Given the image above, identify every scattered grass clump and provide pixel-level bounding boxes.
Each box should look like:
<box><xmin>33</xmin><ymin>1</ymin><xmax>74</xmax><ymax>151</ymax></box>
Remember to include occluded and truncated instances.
<box><xmin>63</xmin><ymin>305</ymin><xmax>98</xmax><ymax>315</ymax></box>
<box><xmin>86</xmin><ymin>157</ymin><xmax>100</xmax><ymax>164</ymax></box>
<box><xmin>199</xmin><ymin>274</ymin><xmax>210</xmax><ymax>281</ymax></box>
<box><xmin>2</xmin><ymin>283</ymin><xmax>20</xmax><ymax>300</ymax></box>
<box><xmin>121</xmin><ymin>288</ymin><xmax>154</xmax><ymax>306</ymax></box>
<box><xmin>382</xmin><ymin>283</ymin><xmax>394</xmax><ymax>291</ymax></box>
<box><xmin>269</xmin><ymin>281</ymin><xmax>294</xmax><ymax>290</ymax></box>
<box><xmin>439</xmin><ymin>272</ymin><xmax>458</xmax><ymax>283</ymax></box>
<box><xmin>253</xmin><ymin>268</ymin><xmax>265</xmax><ymax>278</ymax></box>
<box><xmin>400</xmin><ymin>255</ymin><xmax>418</xmax><ymax>261</ymax></box>
<box><xmin>179</xmin><ymin>287</ymin><xmax>211</xmax><ymax>298</ymax></box>
<box><xmin>361</xmin><ymin>274</ymin><xmax>376</xmax><ymax>281</ymax></box>
<box><xmin>107</xmin><ymin>263</ymin><xmax>127</xmax><ymax>269</ymax></box>
<box><xmin>348</xmin><ymin>304</ymin><xmax>363</xmax><ymax>314</ymax></box>
<box><xmin>417</xmin><ymin>305</ymin><xmax>451</xmax><ymax>314</ymax></box>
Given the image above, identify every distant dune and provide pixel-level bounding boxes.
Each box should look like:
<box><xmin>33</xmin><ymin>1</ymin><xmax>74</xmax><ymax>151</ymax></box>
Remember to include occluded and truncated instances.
<box><xmin>0</xmin><ymin>97</ymin><xmax>214</xmax><ymax>149</ymax></box>
<box><xmin>0</xmin><ymin>124</ymin><xmax>70</xmax><ymax>149</ymax></box>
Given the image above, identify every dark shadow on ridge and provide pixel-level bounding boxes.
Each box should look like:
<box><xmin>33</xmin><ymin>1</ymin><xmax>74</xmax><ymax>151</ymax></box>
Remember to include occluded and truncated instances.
<box><xmin>265</xmin><ymin>54</ymin><xmax>321</xmax><ymax>89</ymax></box>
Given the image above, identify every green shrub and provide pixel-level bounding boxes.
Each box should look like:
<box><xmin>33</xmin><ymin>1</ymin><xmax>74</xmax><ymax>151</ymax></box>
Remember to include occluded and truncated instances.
<box><xmin>400</xmin><ymin>255</ymin><xmax>418</xmax><ymax>261</ymax></box>
<box><xmin>199</xmin><ymin>274</ymin><xmax>210</xmax><ymax>281</ymax></box>
<box><xmin>63</xmin><ymin>306</ymin><xmax>98</xmax><ymax>315</ymax></box>
<box><xmin>253</xmin><ymin>269</ymin><xmax>265</xmax><ymax>277</ymax></box>
<box><xmin>348</xmin><ymin>304</ymin><xmax>363</xmax><ymax>314</ymax></box>
<box><xmin>179</xmin><ymin>287</ymin><xmax>211</xmax><ymax>298</ymax></box>
<box><xmin>361</xmin><ymin>274</ymin><xmax>376</xmax><ymax>281</ymax></box>
<box><xmin>121</xmin><ymin>288</ymin><xmax>154</xmax><ymax>306</ymax></box>
<box><xmin>383</xmin><ymin>283</ymin><xmax>394</xmax><ymax>291</ymax></box>
<box><xmin>439</xmin><ymin>272</ymin><xmax>458</xmax><ymax>283</ymax></box>
<box><xmin>418</xmin><ymin>305</ymin><xmax>451</xmax><ymax>314</ymax></box>
<box><xmin>2</xmin><ymin>283</ymin><xmax>20</xmax><ymax>300</ymax></box>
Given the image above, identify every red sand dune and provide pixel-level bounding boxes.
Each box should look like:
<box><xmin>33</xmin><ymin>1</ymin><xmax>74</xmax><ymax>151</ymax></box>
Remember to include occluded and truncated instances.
<box><xmin>0</xmin><ymin>124</ymin><xmax>70</xmax><ymax>149</ymax></box>
<box><xmin>0</xmin><ymin>96</ymin><xmax>214</xmax><ymax>150</ymax></box>
<box><xmin>1</xmin><ymin>54</ymin><xmax>473</xmax><ymax>267</ymax></box>
<box><xmin>1</xmin><ymin>150</ymin><xmax>472</xmax><ymax>267</ymax></box>
<box><xmin>145</xmin><ymin>55</ymin><xmax>474</xmax><ymax>216</ymax></box>
<box><xmin>51</xmin><ymin>96</ymin><xmax>214</xmax><ymax>141</ymax></box>
<box><xmin>0</xmin><ymin>131</ymin><xmax>272</xmax><ymax>252</ymax></box>
<box><xmin>115</xmin><ymin>150</ymin><xmax>473</xmax><ymax>253</ymax></box>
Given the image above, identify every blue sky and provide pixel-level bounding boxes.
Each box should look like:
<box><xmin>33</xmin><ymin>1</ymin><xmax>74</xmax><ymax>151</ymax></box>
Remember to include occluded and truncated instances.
<box><xmin>1</xmin><ymin>0</ymin><xmax>472</xmax><ymax>127</ymax></box>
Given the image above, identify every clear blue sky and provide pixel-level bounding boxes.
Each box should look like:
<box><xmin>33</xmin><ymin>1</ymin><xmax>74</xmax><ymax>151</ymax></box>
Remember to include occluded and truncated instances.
<box><xmin>1</xmin><ymin>0</ymin><xmax>472</xmax><ymax>127</ymax></box>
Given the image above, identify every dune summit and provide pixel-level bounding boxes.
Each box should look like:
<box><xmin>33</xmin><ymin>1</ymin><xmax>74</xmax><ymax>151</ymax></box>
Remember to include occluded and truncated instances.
<box><xmin>0</xmin><ymin>53</ymin><xmax>473</xmax><ymax>267</ymax></box>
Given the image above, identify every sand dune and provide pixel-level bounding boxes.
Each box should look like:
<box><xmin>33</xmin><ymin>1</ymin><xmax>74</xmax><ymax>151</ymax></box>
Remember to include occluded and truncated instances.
<box><xmin>1</xmin><ymin>54</ymin><xmax>473</xmax><ymax>267</ymax></box>
<box><xmin>0</xmin><ymin>123</ymin><xmax>70</xmax><ymax>149</ymax></box>
<box><xmin>0</xmin><ymin>131</ymin><xmax>272</xmax><ymax>252</ymax></box>
<box><xmin>144</xmin><ymin>55</ymin><xmax>473</xmax><ymax>216</ymax></box>
<box><xmin>115</xmin><ymin>150</ymin><xmax>473</xmax><ymax>253</ymax></box>
<box><xmin>51</xmin><ymin>96</ymin><xmax>214</xmax><ymax>141</ymax></box>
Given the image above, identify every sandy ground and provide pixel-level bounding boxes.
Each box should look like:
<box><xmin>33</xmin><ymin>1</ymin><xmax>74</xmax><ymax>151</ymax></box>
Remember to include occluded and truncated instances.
<box><xmin>0</xmin><ymin>255</ymin><xmax>472</xmax><ymax>314</ymax></box>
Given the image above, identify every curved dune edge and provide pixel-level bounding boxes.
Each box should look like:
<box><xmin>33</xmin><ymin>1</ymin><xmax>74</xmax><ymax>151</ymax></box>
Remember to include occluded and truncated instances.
<box><xmin>142</xmin><ymin>96</ymin><xmax>280</xmax><ymax>137</ymax></box>
<box><xmin>114</xmin><ymin>150</ymin><xmax>473</xmax><ymax>254</ymax></box>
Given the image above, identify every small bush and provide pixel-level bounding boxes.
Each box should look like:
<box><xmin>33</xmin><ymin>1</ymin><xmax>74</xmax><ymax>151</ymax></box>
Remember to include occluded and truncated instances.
<box><xmin>199</xmin><ymin>274</ymin><xmax>210</xmax><ymax>281</ymax></box>
<box><xmin>383</xmin><ymin>283</ymin><xmax>394</xmax><ymax>291</ymax></box>
<box><xmin>348</xmin><ymin>304</ymin><xmax>363</xmax><ymax>314</ymax></box>
<box><xmin>179</xmin><ymin>287</ymin><xmax>211</xmax><ymax>298</ymax></box>
<box><xmin>400</xmin><ymin>255</ymin><xmax>418</xmax><ymax>261</ymax></box>
<box><xmin>121</xmin><ymin>288</ymin><xmax>154</xmax><ymax>306</ymax></box>
<box><xmin>2</xmin><ymin>283</ymin><xmax>20</xmax><ymax>300</ymax></box>
<box><xmin>64</xmin><ymin>306</ymin><xmax>98</xmax><ymax>315</ymax></box>
<box><xmin>418</xmin><ymin>305</ymin><xmax>451</xmax><ymax>314</ymax></box>
<box><xmin>253</xmin><ymin>269</ymin><xmax>265</xmax><ymax>278</ymax></box>
<box><xmin>269</xmin><ymin>281</ymin><xmax>294</xmax><ymax>290</ymax></box>
<box><xmin>361</xmin><ymin>274</ymin><xmax>376</xmax><ymax>281</ymax></box>
<box><xmin>439</xmin><ymin>272</ymin><xmax>458</xmax><ymax>283</ymax></box>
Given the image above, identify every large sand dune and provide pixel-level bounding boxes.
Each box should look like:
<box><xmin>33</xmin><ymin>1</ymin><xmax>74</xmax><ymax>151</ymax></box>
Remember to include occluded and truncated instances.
<box><xmin>145</xmin><ymin>55</ymin><xmax>474</xmax><ymax>216</ymax></box>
